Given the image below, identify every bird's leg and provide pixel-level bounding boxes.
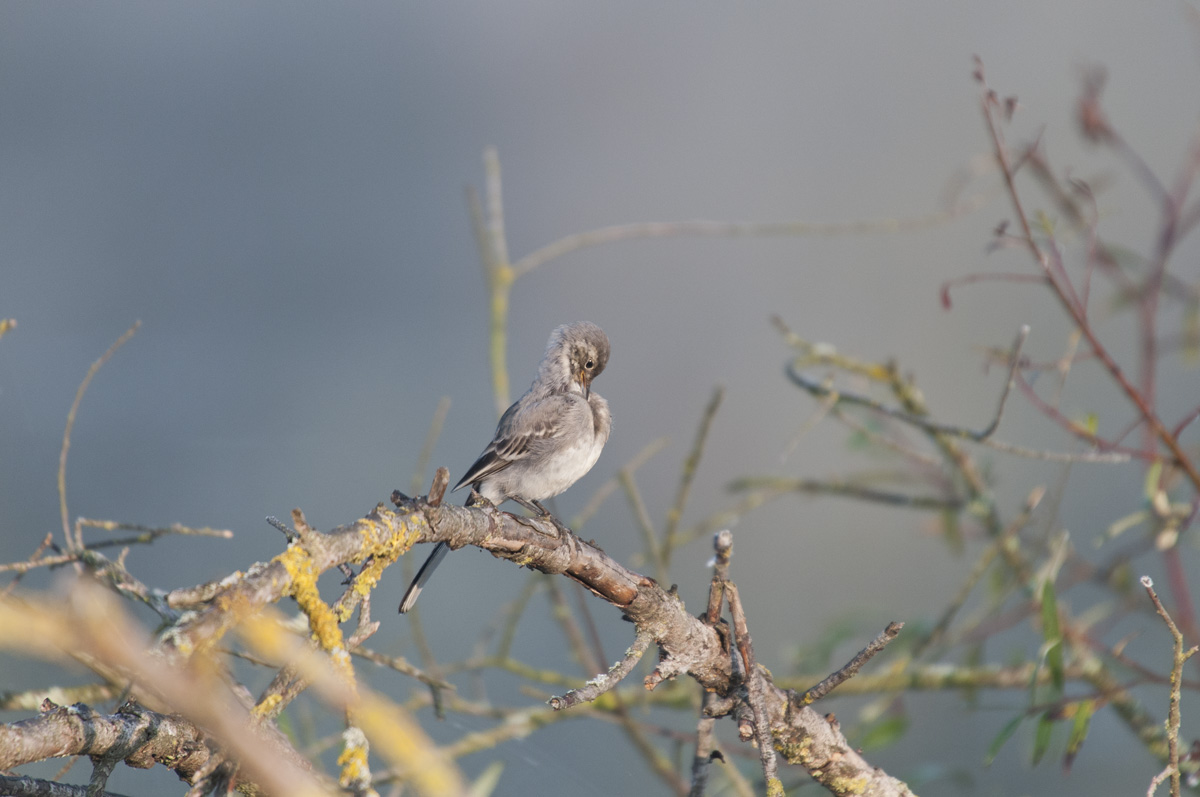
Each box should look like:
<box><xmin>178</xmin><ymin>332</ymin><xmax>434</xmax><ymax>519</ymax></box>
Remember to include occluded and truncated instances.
<box><xmin>509</xmin><ymin>497</ymin><xmax>570</xmax><ymax>538</ymax></box>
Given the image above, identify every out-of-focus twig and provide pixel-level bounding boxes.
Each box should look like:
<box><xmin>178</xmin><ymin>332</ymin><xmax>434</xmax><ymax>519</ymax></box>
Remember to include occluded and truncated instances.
<box><xmin>1142</xmin><ymin>576</ymin><xmax>1199</xmax><ymax>797</ymax></box>
<box><xmin>663</xmin><ymin>387</ymin><xmax>724</xmax><ymax>570</ymax></box>
<box><xmin>59</xmin><ymin>322</ymin><xmax>141</xmax><ymax>551</ymax></box>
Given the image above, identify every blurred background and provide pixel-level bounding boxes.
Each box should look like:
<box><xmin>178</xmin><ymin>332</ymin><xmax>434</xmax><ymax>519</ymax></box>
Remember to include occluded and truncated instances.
<box><xmin>2</xmin><ymin>2</ymin><xmax>1198</xmax><ymax>794</ymax></box>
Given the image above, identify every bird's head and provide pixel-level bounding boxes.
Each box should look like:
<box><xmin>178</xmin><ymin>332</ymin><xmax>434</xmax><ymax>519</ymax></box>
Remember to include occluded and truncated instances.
<box><xmin>546</xmin><ymin>321</ymin><xmax>610</xmax><ymax>399</ymax></box>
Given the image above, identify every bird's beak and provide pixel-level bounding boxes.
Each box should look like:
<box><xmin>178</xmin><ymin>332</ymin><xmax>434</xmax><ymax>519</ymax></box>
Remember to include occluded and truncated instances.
<box><xmin>578</xmin><ymin>369</ymin><xmax>591</xmax><ymax>399</ymax></box>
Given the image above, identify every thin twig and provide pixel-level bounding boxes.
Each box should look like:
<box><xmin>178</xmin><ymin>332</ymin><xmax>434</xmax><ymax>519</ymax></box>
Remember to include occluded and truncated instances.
<box><xmin>663</xmin><ymin>387</ymin><xmax>724</xmax><ymax>571</ymax></box>
<box><xmin>495</xmin><ymin>574</ymin><xmax>543</xmax><ymax>662</ymax></box>
<box><xmin>481</xmin><ymin>147</ymin><xmax>513</xmax><ymax>416</ymax></box>
<box><xmin>510</xmin><ymin>195</ymin><xmax>993</xmax><ymax>279</ymax></box>
<box><xmin>706</xmin><ymin>530</ymin><xmax>733</xmax><ymax>625</ymax></box>
<box><xmin>59</xmin><ymin>322</ymin><xmax>141</xmax><ymax>550</ymax></box>
<box><xmin>725</xmin><ymin>583</ymin><xmax>783</xmax><ymax>796</ymax></box>
<box><xmin>728</xmin><ymin>476</ymin><xmax>963</xmax><ymax>512</ymax></box>
<box><xmin>978</xmin><ymin>65</ymin><xmax>1200</xmax><ymax>491</ymax></box>
<box><xmin>691</xmin><ymin>530</ymin><xmax>734</xmax><ymax>797</ymax></box>
<box><xmin>1141</xmin><ymin>576</ymin><xmax>1199</xmax><ymax>797</ymax></box>
<box><xmin>800</xmin><ymin>622</ymin><xmax>905</xmax><ymax>705</ymax></box>
<box><xmin>689</xmin><ymin>693</ymin><xmax>720</xmax><ymax>797</ymax></box>
<box><xmin>571</xmin><ymin>436</ymin><xmax>668</xmax><ymax>531</ymax></box>
<box><xmin>546</xmin><ymin>578</ymin><xmax>600</xmax><ymax>676</ymax></box>
<box><xmin>620</xmin><ymin>468</ymin><xmax>666</xmax><ymax>584</ymax></box>
<box><xmin>916</xmin><ymin>486</ymin><xmax>1045</xmax><ymax>657</ymax></box>
<box><xmin>549</xmin><ymin>631</ymin><xmax>655</xmax><ymax>710</ymax></box>
<box><xmin>783</xmin><ymin>324</ymin><xmax>1028</xmax><ymax>445</ymax></box>
<box><xmin>409</xmin><ymin>396</ymin><xmax>451</xmax><ymax>497</ymax></box>
<box><xmin>785</xmin><ymin>357</ymin><xmax>1130</xmax><ymax>464</ymax></box>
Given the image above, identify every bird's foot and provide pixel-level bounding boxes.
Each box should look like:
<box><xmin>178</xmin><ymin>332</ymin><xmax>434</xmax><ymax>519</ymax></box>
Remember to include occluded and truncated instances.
<box><xmin>543</xmin><ymin>513</ymin><xmax>572</xmax><ymax>538</ymax></box>
<box><xmin>506</xmin><ymin>510</ymin><xmax>567</xmax><ymax>539</ymax></box>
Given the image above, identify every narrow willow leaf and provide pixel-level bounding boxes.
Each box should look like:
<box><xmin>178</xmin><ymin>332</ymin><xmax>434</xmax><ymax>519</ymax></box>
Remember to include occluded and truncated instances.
<box><xmin>859</xmin><ymin>715</ymin><xmax>910</xmax><ymax>750</ymax></box>
<box><xmin>1063</xmin><ymin>699</ymin><xmax>1094</xmax><ymax>773</ymax></box>
<box><xmin>1041</xmin><ymin>581</ymin><xmax>1065</xmax><ymax>694</ymax></box>
<box><xmin>468</xmin><ymin>761</ymin><xmax>505</xmax><ymax>797</ymax></box>
<box><xmin>984</xmin><ymin>714</ymin><xmax>1024</xmax><ymax>766</ymax></box>
<box><xmin>1032</xmin><ymin>712</ymin><xmax>1055</xmax><ymax>766</ymax></box>
<box><xmin>1143</xmin><ymin>460</ymin><xmax>1164</xmax><ymax>499</ymax></box>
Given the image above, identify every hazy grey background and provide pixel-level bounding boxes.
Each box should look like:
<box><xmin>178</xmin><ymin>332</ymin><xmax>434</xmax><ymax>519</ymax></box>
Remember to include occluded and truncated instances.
<box><xmin>2</xmin><ymin>2</ymin><xmax>1198</xmax><ymax>795</ymax></box>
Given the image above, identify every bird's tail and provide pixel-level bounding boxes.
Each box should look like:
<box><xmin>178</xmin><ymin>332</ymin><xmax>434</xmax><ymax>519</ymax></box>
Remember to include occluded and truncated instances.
<box><xmin>397</xmin><ymin>541</ymin><xmax>449</xmax><ymax>613</ymax></box>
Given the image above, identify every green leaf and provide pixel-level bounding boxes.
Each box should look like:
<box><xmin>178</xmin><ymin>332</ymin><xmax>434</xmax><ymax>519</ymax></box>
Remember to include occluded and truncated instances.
<box><xmin>1103</xmin><ymin>509</ymin><xmax>1148</xmax><ymax>543</ymax></box>
<box><xmin>1063</xmin><ymin>699</ymin><xmax>1094</xmax><ymax>773</ymax></box>
<box><xmin>468</xmin><ymin>761</ymin><xmax>505</xmax><ymax>797</ymax></box>
<box><xmin>791</xmin><ymin>614</ymin><xmax>871</xmax><ymax>672</ymax></box>
<box><xmin>1082</xmin><ymin>412</ymin><xmax>1099</xmax><ymax>436</ymax></box>
<box><xmin>1184</xmin><ymin>303</ymin><xmax>1199</xmax><ymax>363</ymax></box>
<box><xmin>1032</xmin><ymin>712</ymin><xmax>1055</xmax><ymax>766</ymax></box>
<box><xmin>1040</xmin><ymin>581</ymin><xmax>1065</xmax><ymax>694</ymax></box>
<box><xmin>962</xmin><ymin>643</ymin><xmax>983</xmax><ymax>707</ymax></box>
<box><xmin>858</xmin><ymin>714</ymin><xmax>910</xmax><ymax>750</ymax></box>
<box><xmin>1143</xmin><ymin>460</ymin><xmax>1164</xmax><ymax>500</ymax></box>
<box><xmin>276</xmin><ymin>709</ymin><xmax>296</xmax><ymax>745</ymax></box>
<box><xmin>1034</xmin><ymin>210</ymin><xmax>1057</xmax><ymax>236</ymax></box>
<box><xmin>984</xmin><ymin>714</ymin><xmax>1024</xmax><ymax>766</ymax></box>
<box><xmin>940</xmin><ymin>507</ymin><xmax>964</xmax><ymax>556</ymax></box>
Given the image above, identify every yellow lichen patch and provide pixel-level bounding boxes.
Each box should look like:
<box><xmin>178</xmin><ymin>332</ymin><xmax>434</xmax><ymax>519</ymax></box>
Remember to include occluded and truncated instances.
<box><xmin>252</xmin><ymin>692</ymin><xmax>283</xmax><ymax>720</ymax></box>
<box><xmin>335</xmin><ymin>512</ymin><xmax>423</xmax><ymax>622</ymax></box>
<box><xmin>352</xmin><ymin>507</ymin><xmax>423</xmax><ymax>560</ymax></box>
<box><xmin>775</xmin><ymin>732</ymin><xmax>815</xmax><ymax>765</ymax></box>
<box><xmin>277</xmin><ymin>543</ymin><xmax>355</xmax><ymax>686</ymax></box>
<box><xmin>827</xmin><ymin>773</ymin><xmax>871</xmax><ymax>794</ymax></box>
<box><xmin>337</xmin><ymin>727</ymin><xmax>372</xmax><ymax>791</ymax></box>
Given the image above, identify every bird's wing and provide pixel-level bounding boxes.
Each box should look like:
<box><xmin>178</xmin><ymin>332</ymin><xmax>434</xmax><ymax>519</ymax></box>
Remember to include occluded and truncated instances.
<box><xmin>452</xmin><ymin>395</ymin><xmax>573</xmax><ymax>491</ymax></box>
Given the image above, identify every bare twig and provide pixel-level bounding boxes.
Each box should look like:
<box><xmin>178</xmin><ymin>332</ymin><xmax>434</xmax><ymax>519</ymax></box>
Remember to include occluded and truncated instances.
<box><xmin>410</xmin><ymin>396</ymin><xmax>452</xmax><ymax>497</ymax></box>
<box><xmin>725</xmin><ymin>583</ymin><xmax>783</xmax><ymax>796</ymax></box>
<box><xmin>977</xmin><ymin>63</ymin><xmax>1200</xmax><ymax>492</ymax></box>
<box><xmin>571</xmin><ymin>436</ymin><xmax>668</xmax><ymax>530</ymax></box>
<box><xmin>800</xmin><ymin>622</ymin><xmax>905</xmax><ymax>705</ymax></box>
<box><xmin>619</xmin><ymin>467</ymin><xmax>666</xmax><ymax>584</ymax></box>
<box><xmin>0</xmin><ymin>774</ymin><xmax>128</xmax><ymax>797</ymax></box>
<box><xmin>782</xmin><ymin>323</ymin><xmax>1027</xmax><ymax>444</ymax></box>
<box><xmin>729</xmin><ymin>475</ymin><xmax>963</xmax><ymax>512</ymax></box>
<box><xmin>548</xmin><ymin>630</ymin><xmax>654</xmax><ymax>710</ymax></box>
<box><xmin>1141</xmin><ymin>576</ymin><xmax>1199</xmax><ymax>797</ymax></box>
<box><xmin>59</xmin><ymin>322</ymin><xmax>141</xmax><ymax>551</ymax></box>
<box><xmin>691</xmin><ymin>530</ymin><xmax>734</xmax><ymax>797</ymax></box>
<box><xmin>545</xmin><ymin>578</ymin><xmax>601</xmax><ymax>676</ymax></box>
<box><xmin>688</xmin><ymin>692</ymin><xmax>721</xmax><ymax>797</ymax></box>
<box><xmin>510</xmin><ymin>195</ymin><xmax>992</xmax><ymax>279</ymax></box>
<box><xmin>705</xmin><ymin>530</ymin><xmax>733</xmax><ymax>625</ymax></box>
<box><xmin>786</xmin><ymin>356</ymin><xmax>1129</xmax><ymax>464</ymax></box>
<box><xmin>663</xmin><ymin>387</ymin><xmax>724</xmax><ymax>570</ymax></box>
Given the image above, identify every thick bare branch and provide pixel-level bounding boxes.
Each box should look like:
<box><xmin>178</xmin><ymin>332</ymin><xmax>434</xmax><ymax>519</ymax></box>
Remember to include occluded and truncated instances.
<box><xmin>0</xmin><ymin>700</ymin><xmax>209</xmax><ymax>783</ymax></box>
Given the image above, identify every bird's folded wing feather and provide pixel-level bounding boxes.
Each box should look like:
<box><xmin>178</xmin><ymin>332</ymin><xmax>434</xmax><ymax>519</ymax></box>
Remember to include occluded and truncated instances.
<box><xmin>452</xmin><ymin>395</ymin><xmax>574</xmax><ymax>491</ymax></box>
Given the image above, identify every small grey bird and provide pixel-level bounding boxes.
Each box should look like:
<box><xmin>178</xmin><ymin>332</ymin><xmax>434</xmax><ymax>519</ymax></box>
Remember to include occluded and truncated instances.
<box><xmin>399</xmin><ymin>321</ymin><xmax>612</xmax><ymax>613</ymax></box>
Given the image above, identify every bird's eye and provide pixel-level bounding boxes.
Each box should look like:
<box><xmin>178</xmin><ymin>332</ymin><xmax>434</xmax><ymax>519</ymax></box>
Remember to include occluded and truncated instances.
<box><xmin>585</xmin><ymin>359</ymin><xmax>595</xmax><ymax>370</ymax></box>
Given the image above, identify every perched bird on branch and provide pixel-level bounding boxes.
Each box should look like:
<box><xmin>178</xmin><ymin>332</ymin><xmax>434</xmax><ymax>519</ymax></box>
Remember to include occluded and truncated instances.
<box><xmin>399</xmin><ymin>321</ymin><xmax>612</xmax><ymax>613</ymax></box>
